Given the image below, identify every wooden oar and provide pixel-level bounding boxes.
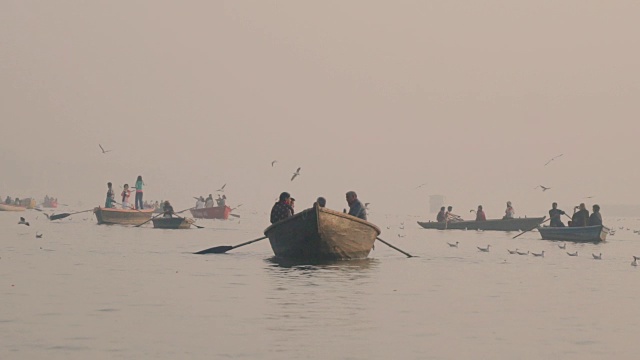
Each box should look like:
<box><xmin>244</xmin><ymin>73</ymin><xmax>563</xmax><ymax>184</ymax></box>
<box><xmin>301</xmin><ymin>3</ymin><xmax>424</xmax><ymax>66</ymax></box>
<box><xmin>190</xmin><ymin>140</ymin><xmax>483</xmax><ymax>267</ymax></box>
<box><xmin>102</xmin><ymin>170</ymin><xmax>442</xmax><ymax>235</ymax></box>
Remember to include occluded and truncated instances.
<box><xmin>376</xmin><ymin>237</ymin><xmax>414</xmax><ymax>258</ymax></box>
<box><xmin>512</xmin><ymin>217</ymin><xmax>550</xmax><ymax>239</ymax></box>
<box><xmin>49</xmin><ymin>209</ymin><xmax>94</xmax><ymax>221</ymax></box>
<box><xmin>135</xmin><ymin>211</ymin><xmax>165</xmax><ymax>227</ymax></box>
<box><xmin>171</xmin><ymin>212</ymin><xmax>204</xmax><ymax>229</ymax></box>
<box><xmin>230</xmin><ymin>213</ymin><xmax>241</xmax><ymax>218</ymax></box>
<box><xmin>194</xmin><ymin>236</ymin><xmax>267</xmax><ymax>254</ymax></box>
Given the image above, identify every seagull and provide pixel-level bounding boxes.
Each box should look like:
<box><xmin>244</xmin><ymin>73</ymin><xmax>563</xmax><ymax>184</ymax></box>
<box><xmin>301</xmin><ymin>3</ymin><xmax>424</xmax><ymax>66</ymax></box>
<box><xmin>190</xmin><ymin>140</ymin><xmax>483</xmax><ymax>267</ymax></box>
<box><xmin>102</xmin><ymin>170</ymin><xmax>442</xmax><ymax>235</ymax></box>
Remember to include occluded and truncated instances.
<box><xmin>477</xmin><ymin>245</ymin><xmax>491</xmax><ymax>252</ymax></box>
<box><xmin>592</xmin><ymin>253</ymin><xmax>602</xmax><ymax>260</ymax></box>
<box><xmin>535</xmin><ymin>185</ymin><xmax>551</xmax><ymax>192</ymax></box>
<box><xmin>532</xmin><ymin>251</ymin><xmax>545</xmax><ymax>257</ymax></box>
<box><xmin>469</xmin><ymin>209</ymin><xmax>476</xmax><ymax>213</ymax></box>
<box><xmin>447</xmin><ymin>241</ymin><xmax>459</xmax><ymax>248</ymax></box>
<box><xmin>397</xmin><ymin>234</ymin><xmax>405</xmax><ymax>238</ymax></box>
<box><xmin>558</xmin><ymin>243</ymin><xmax>566</xmax><ymax>249</ymax></box>
<box><xmin>216</xmin><ymin>184</ymin><xmax>226</xmax><ymax>192</ymax></box>
<box><xmin>18</xmin><ymin>217</ymin><xmax>30</xmax><ymax>226</ymax></box>
<box><xmin>291</xmin><ymin>167</ymin><xmax>301</xmax><ymax>181</ymax></box>
<box><xmin>415</xmin><ymin>183</ymin><xmax>428</xmax><ymax>189</ymax></box>
<box><xmin>507</xmin><ymin>249</ymin><xmax>518</xmax><ymax>254</ymax></box>
<box><xmin>98</xmin><ymin>144</ymin><xmax>112</xmax><ymax>154</ymax></box>
<box><xmin>632</xmin><ymin>256</ymin><xmax>638</xmax><ymax>267</ymax></box>
<box><xmin>567</xmin><ymin>251</ymin><xmax>578</xmax><ymax>256</ymax></box>
<box><xmin>544</xmin><ymin>154</ymin><xmax>563</xmax><ymax>166</ymax></box>
<box><xmin>516</xmin><ymin>250</ymin><xmax>529</xmax><ymax>256</ymax></box>
<box><xmin>271</xmin><ymin>160</ymin><xmax>278</xmax><ymax>167</ymax></box>
<box><xmin>584</xmin><ymin>196</ymin><xmax>595</xmax><ymax>199</ymax></box>
<box><xmin>35</xmin><ymin>232</ymin><xmax>43</xmax><ymax>239</ymax></box>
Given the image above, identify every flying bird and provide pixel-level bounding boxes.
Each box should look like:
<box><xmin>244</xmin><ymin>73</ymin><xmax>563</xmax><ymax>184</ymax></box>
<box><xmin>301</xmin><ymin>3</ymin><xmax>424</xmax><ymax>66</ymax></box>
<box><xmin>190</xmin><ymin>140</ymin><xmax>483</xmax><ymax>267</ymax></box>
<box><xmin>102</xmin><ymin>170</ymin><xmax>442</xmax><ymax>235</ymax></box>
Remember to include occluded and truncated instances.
<box><xmin>291</xmin><ymin>167</ymin><xmax>301</xmax><ymax>181</ymax></box>
<box><xmin>18</xmin><ymin>217</ymin><xmax>30</xmax><ymax>226</ymax></box>
<box><xmin>36</xmin><ymin>232</ymin><xmax>43</xmax><ymax>239</ymax></box>
<box><xmin>584</xmin><ymin>196</ymin><xmax>595</xmax><ymax>199</ymax></box>
<box><xmin>271</xmin><ymin>160</ymin><xmax>278</xmax><ymax>167</ymax></box>
<box><xmin>535</xmin><ymin>185</ymin><xmax>551</xmax><ymax>192</ymax></box>
<box><xmin>544</xmin><ymin>154</ymin><xmax>563</xmax><ymax>166</ymax></box>
<box><xmin>98</xmin><ymin>144</ymin><xmax>112</xmax><ymax>154</ymax></box>
<box><xmin>217</xmin><ymin>184</ymin><xmax>226</xmax><ymax>192</ymax></box>
<box><xmin>415</xmin><ymin>183</ymin><xmax>428</xmax><ymax>189</ymax></box>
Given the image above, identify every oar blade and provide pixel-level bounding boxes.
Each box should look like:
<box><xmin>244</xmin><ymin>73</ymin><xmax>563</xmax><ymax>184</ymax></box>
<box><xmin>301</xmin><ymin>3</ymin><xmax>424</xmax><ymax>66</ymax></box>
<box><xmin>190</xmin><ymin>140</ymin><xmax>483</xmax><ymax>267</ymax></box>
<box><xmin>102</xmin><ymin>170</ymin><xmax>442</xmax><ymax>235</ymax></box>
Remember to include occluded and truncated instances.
<box><xmin>49</xmin><ymin>213</ymin><xmax>71</xmax><ymax>221</ymax></box>
<box><xmin>194</xmin><ymin>245</ymin><xmax>233</xmax><ymax>255</ymax></box>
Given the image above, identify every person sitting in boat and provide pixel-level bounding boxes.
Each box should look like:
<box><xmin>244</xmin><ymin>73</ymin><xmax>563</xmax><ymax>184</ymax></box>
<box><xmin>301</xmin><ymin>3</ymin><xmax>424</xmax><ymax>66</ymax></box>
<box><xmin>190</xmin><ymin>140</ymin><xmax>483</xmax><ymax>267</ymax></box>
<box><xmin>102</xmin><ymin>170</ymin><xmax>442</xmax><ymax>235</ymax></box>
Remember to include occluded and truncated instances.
<box><xmin>162</xmin><ymin>201</ymin><xmax>175</xmax><ymax>218</ymax></box>
<box><xmin>569</xmin><ymin>203</ymin><xmax>589</xmax><ymax>227</ymax></box>
<box><xmin>121</xmin><ymin>184</ymin><xmax>132</xmax><ymax>209</ymax></box>
<box><xmin>346</xmin><ymin>191</ymin><xmax>367</xmax><ymax>220</ymax></box>
<box><xmin>314</xmin><ymin>197</ymin><xmax>327</xmax><ymax>208</ymax></box>
<box><xmin>503</xmin><ymin>201</ymin><xmax>515</xmax><ymax>219</ymax></box>
<box><xmin>445</xmin><ymin>206</ymin><xmax>463</xmax><ymax>222</ymax></box>
<box><xmin>270</xmin><ymin>192</ymin><xmax>294</xmax><ymax>224</ymax></box>
<box><xmin>216</xmin><ymin>195</ymin><xmax>227</xmax><ymax>207</ymax></box>
<box><xmin>588</xmin><ymin>204</ymin><xmax>603</xmax><ymax>226</ymax></box>
<box><xmin>105</xmin><ymin>182</ymin><xmax>115</xmax><ymax>208</ymax></box>
<box><xmin>549</xmin><ymin>202</ymin><xmax>566</xmax><ymax>227</ymax></box>
<box><xmin>5</xmin><ymin>196</ymin><xmax>12</xmax><ymax>205</ymax></box>
<box><xmin>205</xmin><ymin>194</ymin><xmax>214</xmax><ymax>208</ymax></box>
<box><xmin>436</xmin><ymin>207</ymin><xmax>446</xmax><ymax>222</ymax></box>
<box><xmin>14</xmin><ymin>198</ymin><xmax>21</xmax><ymax>206</ymax></box>
<box><xmin>475</xmin><ymin>205</ymin><xmax>486</xmax><ymax>221</ymax></box>
<box><xmin>288</xmin><ymin>198</ymin><xmax>296</xmax><ymax>214</ymax></box>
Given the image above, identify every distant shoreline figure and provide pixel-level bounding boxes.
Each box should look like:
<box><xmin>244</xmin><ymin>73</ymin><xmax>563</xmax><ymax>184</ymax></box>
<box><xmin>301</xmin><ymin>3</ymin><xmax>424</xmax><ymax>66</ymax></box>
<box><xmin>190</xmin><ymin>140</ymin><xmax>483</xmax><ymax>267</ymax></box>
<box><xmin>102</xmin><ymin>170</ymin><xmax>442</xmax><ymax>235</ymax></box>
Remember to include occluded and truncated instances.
<box><xmin>475</xmin><ymin>205</ymin><xmax>486</xmax><ymax>221</ymax></box>
<box><xmin>588</xmin><ymin>204</ymin><xmax>603</xmax><ymax>226</ymax></box>
<box><xmin>570</xmin><ymin>203</ymin><xmax>589</xmax><ymax>227</ymax></box>
<box><xmin>436</xmin><ymin>206</ymin><xmax>446</xmax><ymax>222</ymax></box>
<box><xmin>105</xmin><ymin>182</ymin><xmax>115</xmax><ymax>208</ymax></box>
<box><xmin>346</xmin><ymin>191</ymin><xmax>367</xmax><ymax>220</ymax></box>
<box><xmin>134</xmin><ymin>175</ymin><xmax>145</xmax><ymax>209</ymax></box>
<box><xmin>270</xmin><ymin>192</ymin><xmax>294</xmax><ymax>224</ymax></box>
<box><xmin>503</xmin><ymin>201</ymin><xmax>515</xmax><ymax>220</ymax></box>
<box><xmin>121</xmin><ymin>184</ymin><xmax>132</xmax><ymax>209</ymax></box>
<box><xmin>549</xmin><ymin>202</ymin><xmax>566</xmax><ymax>227</ymax></box>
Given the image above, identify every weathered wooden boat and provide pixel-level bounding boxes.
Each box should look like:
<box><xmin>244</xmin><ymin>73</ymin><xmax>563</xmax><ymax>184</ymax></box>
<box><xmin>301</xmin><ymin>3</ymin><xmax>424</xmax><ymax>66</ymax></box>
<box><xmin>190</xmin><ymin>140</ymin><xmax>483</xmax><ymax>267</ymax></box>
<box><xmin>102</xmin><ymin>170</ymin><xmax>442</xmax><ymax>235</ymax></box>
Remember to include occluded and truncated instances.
<box><xmin>93</xmin><ymin>207</ymin><xmax>154</xmax><ymax>225</ymax></box>
<box><xmin>190</xmin><ymin>205</ymin><xmax>231</xmax><ymax>220</ymax></box>
<box><xmin>264</xmin><ymin>203</ymin><xmax>381</xmax><ymax>261</ymax></box>
<box><xmin>538</xmin><ymin>225</ymin><xmax>609</xmax><ymax>242</ymax></box>
<box><xmin>0</xmin><ymin>203</ymin><xmax>26</xmax><ymax>212</ymax></box>
<box><xmin>417</xmin><ymin>216</ymin><xmax>546</xmax><ymax>231</ymax></box>
<box><xmin>151</xmin><ymin>216</ymin><xmax>194</xmax><ymax>229</ymax></box>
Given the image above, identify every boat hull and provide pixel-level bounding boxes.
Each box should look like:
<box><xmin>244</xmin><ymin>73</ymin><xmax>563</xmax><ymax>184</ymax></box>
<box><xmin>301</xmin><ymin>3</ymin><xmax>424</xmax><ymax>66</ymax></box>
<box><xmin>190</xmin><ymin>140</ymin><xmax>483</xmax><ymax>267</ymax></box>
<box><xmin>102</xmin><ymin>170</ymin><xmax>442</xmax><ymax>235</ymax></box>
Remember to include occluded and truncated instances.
<box><xmin>93</xmin><ymin>207</ymin><xmax>154</xmax><ymax>225</ymax></box>
<box><xmin>264</xmin><ymin>204</ymin><xmax>381</xmax><ymax>261</ymax></box>
<box><xmin>151</xmin><ymin>217</ymin><xmax>193</xmax><ymax>229</ymax></box>
<box><xmin>417</xmin><ymin>217</ymin><xmax>546</xmax><ymax>231</ymax></box>
<box><xmin>538</xmin><ymin>225</ymin><xmax>609</xmax><ymax>242</ymax></box>
<box><xmin>190</xmin><ymin>206</ymin><xmax>231</xmax><ymax>220</ymax></box>
<box><xmin>0</xmin><ymin>203</ymin><xmax>26</xmax><ymax>212</ymax></box>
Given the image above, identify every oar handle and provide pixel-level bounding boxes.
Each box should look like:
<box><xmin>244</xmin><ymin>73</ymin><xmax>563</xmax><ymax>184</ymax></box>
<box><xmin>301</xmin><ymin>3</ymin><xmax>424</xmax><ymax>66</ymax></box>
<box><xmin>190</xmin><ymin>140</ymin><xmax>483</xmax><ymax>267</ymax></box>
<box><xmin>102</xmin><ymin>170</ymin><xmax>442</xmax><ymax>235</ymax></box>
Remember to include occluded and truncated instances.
<box><xmin>231</xmin><ymin>236</ymin><xmax>268</xmax><ymax>250</ymax></box>
<box><xmin>376</xmin><ymin>237</ymin><xmax>414</xmax><ymax>258</ymax></box>
<box><xmin>512</xmin><ymin>217</ymin><xmax>550</xmax><ymax>239</ymax></box>
<box><xmin>135</xmin><ymin>212</ymin><xmax>165</xmax><ymax>227</ymax></box>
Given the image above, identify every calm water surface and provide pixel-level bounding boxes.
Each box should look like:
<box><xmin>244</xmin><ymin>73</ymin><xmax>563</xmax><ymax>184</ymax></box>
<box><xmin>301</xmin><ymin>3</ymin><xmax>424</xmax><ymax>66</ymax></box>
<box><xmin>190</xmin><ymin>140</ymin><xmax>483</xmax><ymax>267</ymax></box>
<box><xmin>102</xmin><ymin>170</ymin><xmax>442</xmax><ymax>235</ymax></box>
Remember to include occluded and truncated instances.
<box><xmin>2</xmin><ymin>210</ymin><xmax>640</xmax><ymax>359</ymax></box>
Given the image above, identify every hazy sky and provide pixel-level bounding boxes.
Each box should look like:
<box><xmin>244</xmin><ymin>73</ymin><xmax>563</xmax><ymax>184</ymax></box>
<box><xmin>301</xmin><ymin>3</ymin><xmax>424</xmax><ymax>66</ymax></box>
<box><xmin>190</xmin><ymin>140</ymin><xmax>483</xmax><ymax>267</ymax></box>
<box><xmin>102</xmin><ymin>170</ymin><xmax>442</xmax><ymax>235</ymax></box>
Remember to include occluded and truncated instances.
<box><xmin>1</xmin><ymin>1</ymin><xmax>639</xmax><ymax>217</ymax></box>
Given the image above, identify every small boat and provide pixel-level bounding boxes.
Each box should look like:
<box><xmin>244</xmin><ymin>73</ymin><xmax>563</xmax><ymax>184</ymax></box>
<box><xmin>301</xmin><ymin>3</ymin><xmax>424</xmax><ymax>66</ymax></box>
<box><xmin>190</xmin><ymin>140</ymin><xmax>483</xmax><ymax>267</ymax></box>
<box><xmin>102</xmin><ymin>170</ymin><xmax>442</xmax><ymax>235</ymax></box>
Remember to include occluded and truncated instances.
<box><xmin>264</xmin><ymin>203</ymin><xmax>381</xmax><ymax>261</ymax></box>
<box><xmin>151</xmin><ymin>216</ymin><xmax>195</xmax><ymax>229</ymax></box>
<box><xmin>538</xmin><ymin>225</ymin><xmax>609</xmax><ymax>243</ymax></box>
<box><xmin>93</xmin><ymin>207</ymin><xmax>154</xmax><ymax>225</ymax></box>
<box><xmin>0</xmin><ymin>203</ymin><xmax>26</xmax><ymax>212</ymax></box>
<box><xmin>417</xmin><ymin>217</ymin><xmax>546</xmax><ymax>232</ymax></box>
<box><xmin>18</xmin><ymin>198</ymin><xmax>36</xmax><ymax>209</ymax></box>
<box><xmin>190</xmin><ymin>205</ymin><xmax>231</xmax><ymax>220</ymax></box>
<box><xmin>43</xmin><ymin>199</ymin><xmax>58</xmax><ymax>208</ymax></box>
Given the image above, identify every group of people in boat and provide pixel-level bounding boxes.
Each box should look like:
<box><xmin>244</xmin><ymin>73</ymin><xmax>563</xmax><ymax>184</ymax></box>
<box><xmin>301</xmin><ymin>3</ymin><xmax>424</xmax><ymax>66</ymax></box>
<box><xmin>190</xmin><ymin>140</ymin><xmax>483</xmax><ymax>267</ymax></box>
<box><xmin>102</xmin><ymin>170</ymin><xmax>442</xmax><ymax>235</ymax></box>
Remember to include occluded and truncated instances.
<box><xmin>549</xmin><ymin>202</ymin><xmax>602</xmax><ymax>227</ymax></box>
<box><xmin>3</xmin><ymin>196</ymin><xmax>22</xmax><ymax>206</ymax></box>
<box><xmin>436</xmin><ymin>201</ymin><xmax>515</xmax><ymax>223</ymax></box>
<box><xmin>43</xmin><ymin>195</ymin><xmax>58</xmax><ymax>207</ymax></box>
<box><xmin>105</xmin><ymin>175</ymin><xmax>145</xmax><ymax>209</ymax></box>
<box><xmin>269</xmin><ymin>191</ymin><xmax>366</xmax><ymax>224</ymax></box>
<box><xmin>194</xmin><ymin>194</ymin><xmax>227</xmax><ymax>209</ymax></box>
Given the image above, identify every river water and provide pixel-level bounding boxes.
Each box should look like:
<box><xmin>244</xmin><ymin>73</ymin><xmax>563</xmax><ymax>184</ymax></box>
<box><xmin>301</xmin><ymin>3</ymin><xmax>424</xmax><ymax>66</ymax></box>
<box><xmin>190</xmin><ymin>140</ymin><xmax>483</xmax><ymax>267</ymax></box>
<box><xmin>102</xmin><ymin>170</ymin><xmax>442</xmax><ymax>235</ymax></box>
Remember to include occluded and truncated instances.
<box><xmin>2</xmin><ymin>209</ymin><xmax>640</xmax><ymax>359</ymax></box>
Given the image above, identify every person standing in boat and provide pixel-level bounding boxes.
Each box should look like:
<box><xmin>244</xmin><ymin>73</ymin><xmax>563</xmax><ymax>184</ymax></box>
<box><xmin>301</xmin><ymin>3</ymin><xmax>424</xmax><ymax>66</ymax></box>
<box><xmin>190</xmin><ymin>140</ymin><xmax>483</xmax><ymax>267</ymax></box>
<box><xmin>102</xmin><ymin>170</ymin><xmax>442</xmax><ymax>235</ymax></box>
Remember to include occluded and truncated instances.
<box><xmin>121</xmin><ymin>184</ymin><xmax>132</xmax><ymax>209</ymax></box>
<box><xmin>346</xmin><ymin>191</ymin><xmax>367</xmax><ymax>220</ymax></box>
<box><xmin>503</xmin><ymin>201</ymin><xmax>515</xmax><ymax>219</ymax></box>
<box><xmin>162</xmin><ymin>200</ymin><xmax>175</xmax><ymax>218</ymax></box>
<box><xmin>270</xmin><ymin>192</ymin><xmax>294</xmax><ymax>224</ymax></box>
<box><xmin>205</xmin><ymin>194</ymin><xmax>214</xmax><ymax>208</ymax></box>
<box><xmin>105</xmin><ymin>182</ymin><xmax>115</xmax><ymax>208</ymax></box>
<box><xmin>588</xmin><ymin>204</ymin><xmax>603</xmax><ymax>226</ymax></box>
<box><xmin>569</xmin><ymin>203</ymin><xmax>589</xmax><ymax>227</ymax></box>
<box><xmin>475</xmin><ymin>205</ymin><xmax>487</xmax><ymax>221</ymax></box>
<box><xmin>134</xmin><ymin>175</ymin><xmax>145</xmax><ymax>209</ymax></box>
<box><xmin>436</xmin><ymin>207</ymin><xmax>446</xmax><ymax>222</ymax></box>
<box><xmin>549</xmin><ymin>202</ymin><xmax>566</xmax><ymax>227</ymax></box>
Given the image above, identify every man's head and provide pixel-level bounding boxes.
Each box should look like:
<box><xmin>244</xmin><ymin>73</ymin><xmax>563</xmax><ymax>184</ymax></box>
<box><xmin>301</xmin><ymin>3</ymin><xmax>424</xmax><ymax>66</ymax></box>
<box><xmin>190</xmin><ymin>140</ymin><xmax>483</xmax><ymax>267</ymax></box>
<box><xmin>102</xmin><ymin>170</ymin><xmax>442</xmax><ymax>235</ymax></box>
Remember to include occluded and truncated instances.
<box><xmin>552</xmin><ymin>202</ymin><xmax>557</xmax><ymax>209</ymax></box>
<box><xmin>440</xmin><ymin>206</ymin><xmax>445</xmax><ymax>211</ymax></box>
<box><xmin>579</xmin><ymin>203</ymin><xmax>586</xmax><ymax>210</ymax></box>
<box><xmin>107</xmin><ymin>182</ymin><xmax>112</xmax><ymax>188</ymax></box>
<box><xmin>317</xmin><ymin>197</ymin><xmax>327</xmax><ymax>207</ymax></box>
<box><xmin>507</xmin><ymin>201</ymin><xmax>512</xmax><ymax>207</ymax></box>
<box><xmin>279</xmin><ymin>192</ymin><xmax>291</xmax><ymax>202</ymax></box>
<box><xmin>447</xmin><ymin>206</ymin><xmax>453</xmax><ymax>211</ymax></box>
<box><xmin>346</xmin><ymin>191</ymin><xmax>358</xmax><ymax>205</ymax></box>
<box><xmin>478</xmin><ymin>205</ymin><xmax>483</xmax><ymax>211</ymax></box>
<box><xmin>593</xmin><ymin>204</ymin><xmax>600</xmax><ymax>212</ymax></box>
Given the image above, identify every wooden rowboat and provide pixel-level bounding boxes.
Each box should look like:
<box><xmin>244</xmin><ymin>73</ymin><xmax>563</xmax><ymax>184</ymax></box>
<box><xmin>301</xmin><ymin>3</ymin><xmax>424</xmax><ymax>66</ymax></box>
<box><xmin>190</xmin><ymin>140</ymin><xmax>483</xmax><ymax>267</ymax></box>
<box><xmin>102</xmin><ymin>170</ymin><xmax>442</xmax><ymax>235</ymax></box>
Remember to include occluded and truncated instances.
<box><xmin>417</xmin><ymin>217</ymin><xmax>546</xmax><ymax>232</ymax></box>
<box><xmin>190</xmin><ymin>205</ymin><xmax>231</xmax><ymax>220</ymax></box>
<box><xmin>0</xmin><ymin>203</ymin><xmax>26</xmax><ymax>212</ymax></box>
<box><xmin>264</xmin><ymin>204</ymin><xmax>381</xmax><ymax>261</ymax></box>
<box><xmin>151</xmin><ymin>216</ymin><xmax>194</xmax><ymax>229</ymax></box>
<box><xmin>93</xmin><ymin>207</ymin><xmax>154</xmax><ymax>225</ymax></box>
<box><xmin>538</xmin><ymin>225</ymin><xmax>609</xmax><ymax>243</ymax></box>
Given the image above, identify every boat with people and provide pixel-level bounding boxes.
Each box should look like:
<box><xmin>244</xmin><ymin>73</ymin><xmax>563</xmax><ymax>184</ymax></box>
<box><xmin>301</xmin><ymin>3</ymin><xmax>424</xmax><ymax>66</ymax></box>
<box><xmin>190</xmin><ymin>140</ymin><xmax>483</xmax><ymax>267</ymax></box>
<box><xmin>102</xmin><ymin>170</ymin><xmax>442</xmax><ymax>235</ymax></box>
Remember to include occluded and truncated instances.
<box><xmin>94</xmin><ymin>207</ymin><xmax>154</xmax><ymax>225</ymax></box>
<box><xmin>417</xmin><ymin>216</ymin><xmax>546</xmax><ymax>231</ymax></box>
<box><xmin>18</xmin><ymin>198</ymin><xmax>36</xmax><ymax>209</ymax></box>
<box><xmin>43</xmin><ymin>196</ymin><xmax>58</xmax><ymax>208</ymax></box>
<box><xmin>190</xmin><ymin>205</ymin><xmax>232</xmax><ymax>220</ymax></box>
<box><xmin>151</xmin><ymin>216</ymin><xmax>195</xmax><ymax>229</ymax></box>
<box><xmin>538</xmin><ymin>225</ymin><xmax>609</xmax><ymax>243</ymax></box>
<box><xmin>0</xmin><ymin>203</ymin><xmax>26</xmax><ymax>212</ymax></box>
<box><xmin>264</xmin><ymin>203</ymin><xmax>381</xmax><ymax>261</ymax></box>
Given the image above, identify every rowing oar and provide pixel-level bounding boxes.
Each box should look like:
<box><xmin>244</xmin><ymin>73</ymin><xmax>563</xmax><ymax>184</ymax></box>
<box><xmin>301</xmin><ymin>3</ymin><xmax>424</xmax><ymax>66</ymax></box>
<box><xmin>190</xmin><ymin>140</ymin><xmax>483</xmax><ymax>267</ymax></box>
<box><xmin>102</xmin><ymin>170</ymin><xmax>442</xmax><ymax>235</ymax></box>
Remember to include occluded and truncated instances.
<box><xmin>194</xmin><ymin>236</ymin><xmax>267</xmax><ymax>254</ymax></box>
<box><xmin>376</xmin><ymin>237</ymin><xmax>414</xmax><ymax>258</ymax></box>
<box><xmin>49</xmin><ymin>209</ymin><xmax>94</xmax><ymax>221</ymax></box>
<box><xmin>171</xmin><ymin>212</ymin><xmax>204</xmax><ymax>229</ymax></box>
<box><xmin>512</xmin><ymin>217</ymin><xmax>550</xmax><ymax>239</ymax></box>
<box><xmin>135</xmin><ymin>211</ymin><xmax>166</xmax><ymax>227</ymax></box>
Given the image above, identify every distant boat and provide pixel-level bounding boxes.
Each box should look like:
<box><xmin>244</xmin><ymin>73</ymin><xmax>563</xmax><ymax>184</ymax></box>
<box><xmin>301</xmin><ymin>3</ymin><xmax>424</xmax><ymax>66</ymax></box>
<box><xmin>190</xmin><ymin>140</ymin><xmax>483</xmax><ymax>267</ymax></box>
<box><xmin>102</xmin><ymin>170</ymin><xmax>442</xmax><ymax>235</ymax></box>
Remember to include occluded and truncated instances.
<box><xmin>0</xmin><ymin>203</ymin><xmax>26</xmax><ymax>212</ymax></box>
<box><xmin>264</xmin><ymin>203</ymin><xmax>380</xmax><ymax>261</ymax></box>
<box><xmin>417</xmin><ymin>217</ymin><xmax>546</xmax><ymax>232</ymax></box>
<box><xmin>151</xmin><ymin>216</ymin><xmax>194</xmax><ymax>229</ymax></box>
<box><xmin>43</xmin><ymin>198</ymin><xmax>58</xmax><ymax>208</ymax></box>
<box><xmin>18</xmin><ymin>198</ymin><xmax>36</xmax><ymax>209</ymax></box>
<box><xmin>190</xmin><ymin>205</ymin><xmax>231</xmax><ymax>220</ymax></box>
<box><xmin>538</xmin><ymin>225</ymin><xmax>609</xmax><ymax>243</ymax></box>
<box><xmin>94</xmin><ymin>207</ymin><xmax>154</xmax><ymax>225</ymax></box>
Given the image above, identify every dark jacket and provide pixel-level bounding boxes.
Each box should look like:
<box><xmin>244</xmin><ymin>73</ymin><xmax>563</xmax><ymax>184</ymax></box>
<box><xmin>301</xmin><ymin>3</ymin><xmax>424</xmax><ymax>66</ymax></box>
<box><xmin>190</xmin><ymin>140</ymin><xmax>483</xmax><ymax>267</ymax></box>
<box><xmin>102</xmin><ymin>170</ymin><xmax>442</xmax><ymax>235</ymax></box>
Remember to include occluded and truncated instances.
<box><xmin>588</xmin><ymin>212</ymin><xmax>603</xmax><ymax>226</ymax></box>
<box><xmin>571</xmin><ymin>209</ymin><xmax>589</xmax><ymax>227</ymax></box>
<box><xmin>348</xmin><ymin>199</ymin><xmax>367</xmax><ymax>221</ymax></box>
<box><xmin>270</xmin><ymin>201</ymin><xmax>294</xmax><ymax>224</ymax></box>
<box><xmin>549</xmin><ymin>208</ymin><xmax>566</xmax><ymax>227</ymax></box>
